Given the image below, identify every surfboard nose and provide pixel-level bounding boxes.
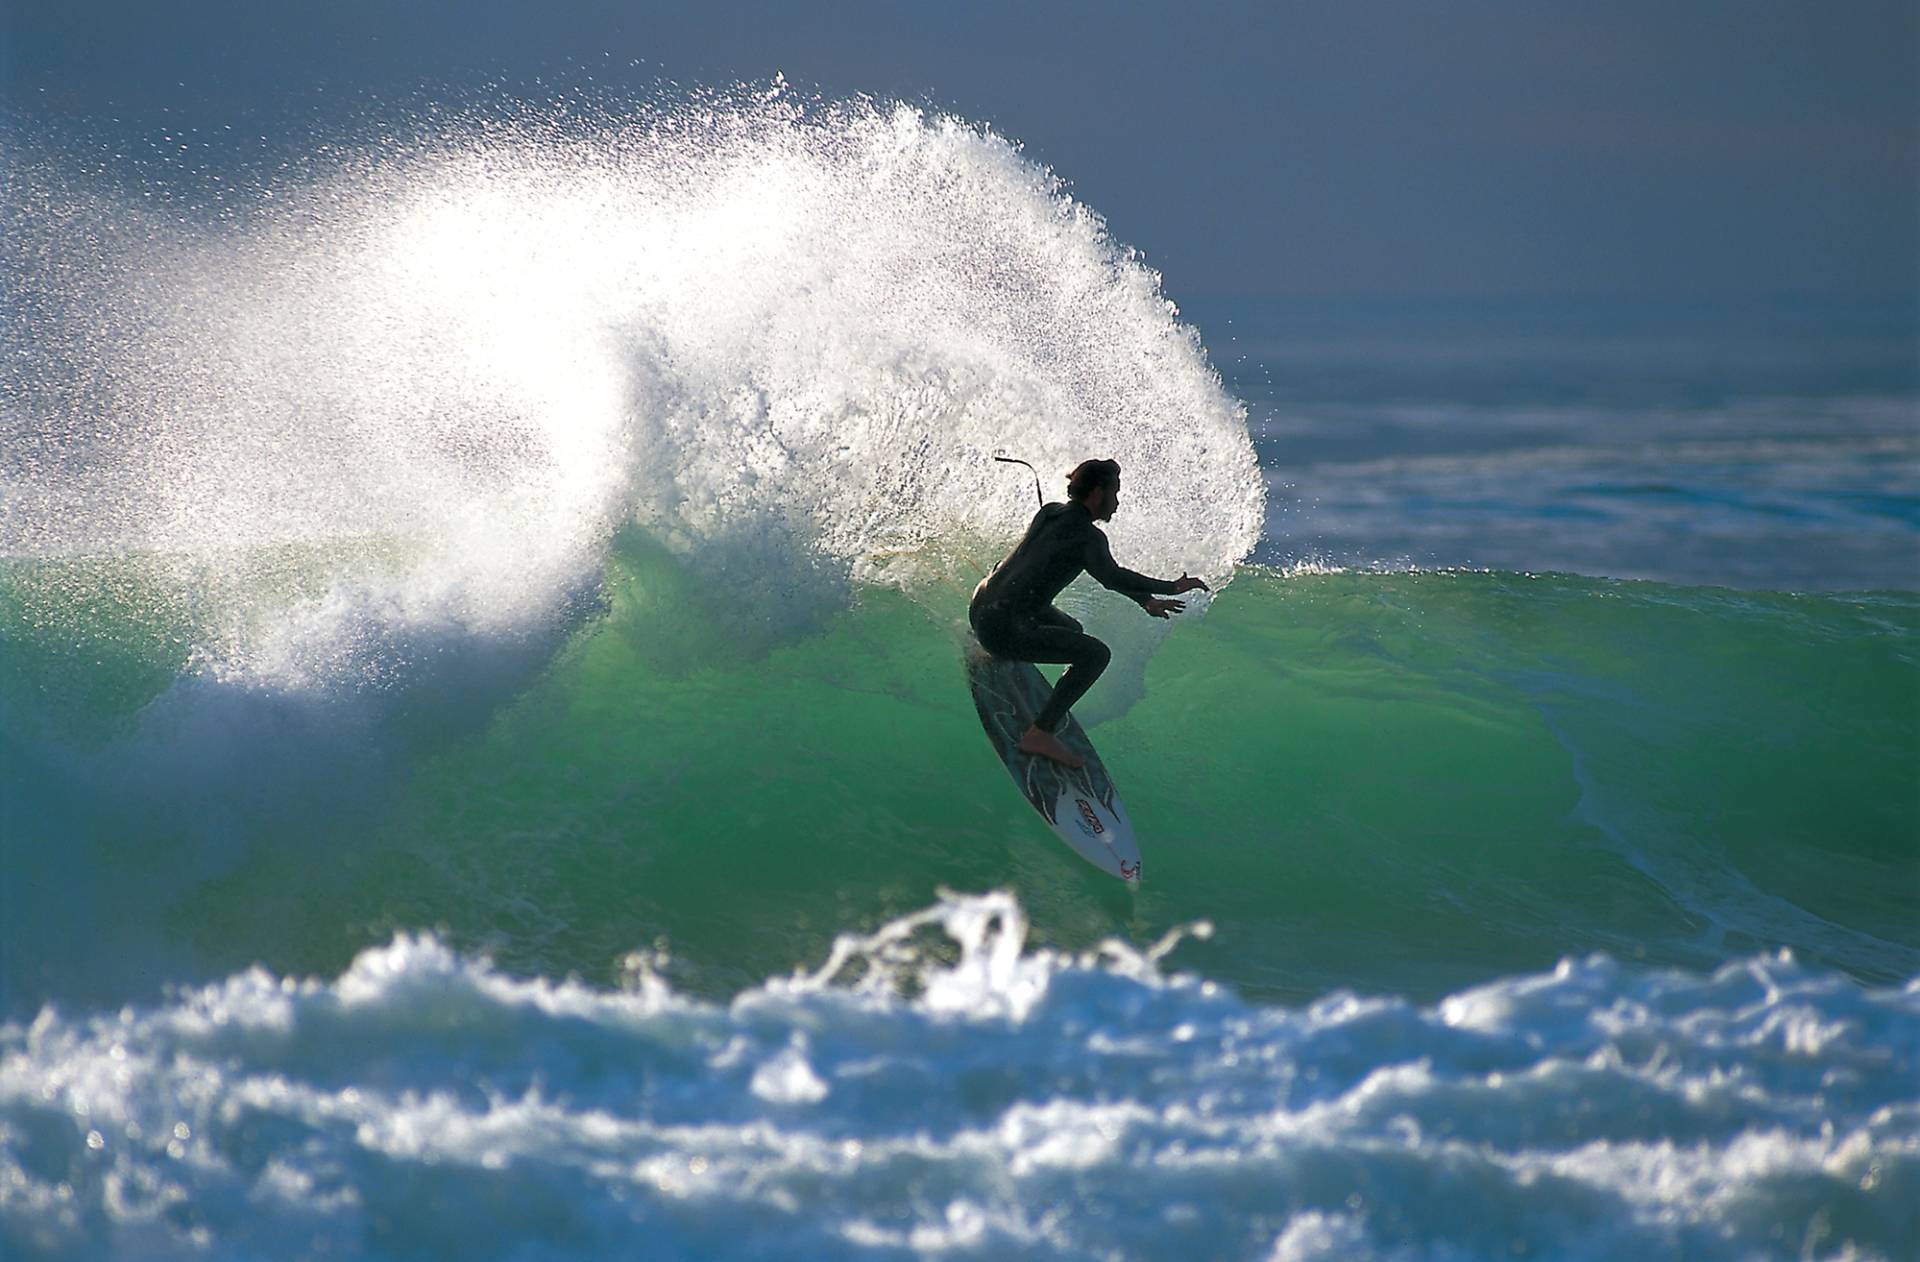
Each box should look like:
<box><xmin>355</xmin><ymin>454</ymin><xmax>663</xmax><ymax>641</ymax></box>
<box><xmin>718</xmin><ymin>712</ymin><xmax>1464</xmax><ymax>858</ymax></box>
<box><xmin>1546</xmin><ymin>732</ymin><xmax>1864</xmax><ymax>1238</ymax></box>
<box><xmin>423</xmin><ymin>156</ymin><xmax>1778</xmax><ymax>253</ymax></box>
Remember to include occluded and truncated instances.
<box><xmin>969</xmin><ymin>651</ymin><xmax>1142</xmax><ymax>884</ymax></box>
<box><xmin>1047</xmin><ymin>788</ymin><xmax>1141</xmax><ymax>883</ymax></box>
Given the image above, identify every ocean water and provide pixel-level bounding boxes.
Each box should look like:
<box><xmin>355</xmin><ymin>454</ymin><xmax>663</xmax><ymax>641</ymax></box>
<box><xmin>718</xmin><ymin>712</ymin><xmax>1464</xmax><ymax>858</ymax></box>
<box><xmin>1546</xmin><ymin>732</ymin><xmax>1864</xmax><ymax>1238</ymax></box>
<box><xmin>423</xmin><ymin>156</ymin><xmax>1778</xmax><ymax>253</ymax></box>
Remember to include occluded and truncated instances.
<box><xmin>2</xmin><ymin>93</ymin><xmax>1916</xmax><ymax>1260</ymax></box>
<box><xmin>1212</xmin><ymin>294</ymin><xmax>1920</xmax><ymax>593</ymax></box>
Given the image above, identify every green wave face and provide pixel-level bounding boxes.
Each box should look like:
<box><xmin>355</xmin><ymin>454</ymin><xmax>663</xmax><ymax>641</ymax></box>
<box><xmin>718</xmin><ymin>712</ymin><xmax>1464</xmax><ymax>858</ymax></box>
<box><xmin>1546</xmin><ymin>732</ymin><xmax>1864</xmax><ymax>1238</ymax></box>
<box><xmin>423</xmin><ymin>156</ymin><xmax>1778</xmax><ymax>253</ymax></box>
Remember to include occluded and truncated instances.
<box><xmin>7</xmin><ymin>549</ymin><xmax>1913</xmax><ymax>1011</ymax></box>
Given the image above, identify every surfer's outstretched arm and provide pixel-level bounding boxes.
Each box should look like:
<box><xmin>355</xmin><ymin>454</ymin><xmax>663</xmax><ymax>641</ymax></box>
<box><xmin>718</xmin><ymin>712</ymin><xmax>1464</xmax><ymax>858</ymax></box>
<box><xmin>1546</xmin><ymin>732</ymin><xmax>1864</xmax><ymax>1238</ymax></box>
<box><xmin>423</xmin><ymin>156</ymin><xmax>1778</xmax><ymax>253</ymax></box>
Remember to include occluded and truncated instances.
<box><xmin>1144</xmin><ymin>573</ymin><xmax>1211</xmax><ymax>618</ymax></box>
<box><xmin>1084</xmin><ymin>532</ymin><xmax>1209</xmax><ymax>615</ymax></box>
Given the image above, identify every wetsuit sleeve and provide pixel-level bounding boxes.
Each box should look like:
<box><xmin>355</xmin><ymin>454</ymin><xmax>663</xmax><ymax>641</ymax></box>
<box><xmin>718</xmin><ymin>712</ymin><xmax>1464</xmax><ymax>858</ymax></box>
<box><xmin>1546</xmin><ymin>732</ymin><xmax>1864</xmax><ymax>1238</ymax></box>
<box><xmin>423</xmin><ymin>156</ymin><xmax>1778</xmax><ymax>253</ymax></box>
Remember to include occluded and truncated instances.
<box><xmin>1084</xmin><ymin>529</ymin><xmax>1179</xmax><ymax>609</ymax></box>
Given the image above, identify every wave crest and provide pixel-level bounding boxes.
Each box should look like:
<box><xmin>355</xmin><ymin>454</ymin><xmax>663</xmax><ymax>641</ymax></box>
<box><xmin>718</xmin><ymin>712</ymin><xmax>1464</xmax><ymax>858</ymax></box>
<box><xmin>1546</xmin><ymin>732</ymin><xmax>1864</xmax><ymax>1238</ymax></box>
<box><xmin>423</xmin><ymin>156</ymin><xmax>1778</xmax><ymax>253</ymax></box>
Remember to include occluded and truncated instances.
<box><xmin>6</xmin><ymin>89</ymin><xmax>1261</xmax><ymax>695</ymax></box>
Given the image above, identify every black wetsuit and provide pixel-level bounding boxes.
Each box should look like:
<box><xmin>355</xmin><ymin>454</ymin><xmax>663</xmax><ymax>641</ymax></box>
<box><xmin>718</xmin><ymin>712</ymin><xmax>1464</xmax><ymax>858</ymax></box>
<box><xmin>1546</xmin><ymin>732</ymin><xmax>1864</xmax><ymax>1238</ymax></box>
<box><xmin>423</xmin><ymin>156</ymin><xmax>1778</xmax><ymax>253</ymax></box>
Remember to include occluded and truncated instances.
<box><xmin>969</xmin><ymin>501</ymin><xmax>1179</xmax><ymax>732</ymax></box>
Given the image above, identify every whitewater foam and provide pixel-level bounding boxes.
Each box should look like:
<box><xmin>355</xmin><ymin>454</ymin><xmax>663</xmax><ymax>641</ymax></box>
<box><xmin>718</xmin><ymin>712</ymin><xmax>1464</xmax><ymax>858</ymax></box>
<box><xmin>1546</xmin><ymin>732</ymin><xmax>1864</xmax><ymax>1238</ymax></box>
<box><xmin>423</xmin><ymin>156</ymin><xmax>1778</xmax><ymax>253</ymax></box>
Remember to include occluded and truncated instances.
<box><xmin>2</xmin><ymin>892</ymin><xmax>1913</xmax><ymax>1260</ymax></box>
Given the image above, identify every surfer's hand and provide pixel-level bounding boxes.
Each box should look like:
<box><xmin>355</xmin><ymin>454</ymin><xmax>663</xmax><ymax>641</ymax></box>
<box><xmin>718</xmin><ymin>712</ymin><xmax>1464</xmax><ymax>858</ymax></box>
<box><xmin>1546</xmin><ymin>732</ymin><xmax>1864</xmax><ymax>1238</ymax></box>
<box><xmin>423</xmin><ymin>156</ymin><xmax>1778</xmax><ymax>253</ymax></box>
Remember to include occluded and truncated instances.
<box><xmin>1172</xmin><ymin>573</ymin><xmax>1210</xmax><ymax>594</ymax></box>
<box><xmin>1144</xmin><ymin>598</ymin><xmax>1185</xmax><ymax>618</ymax></box>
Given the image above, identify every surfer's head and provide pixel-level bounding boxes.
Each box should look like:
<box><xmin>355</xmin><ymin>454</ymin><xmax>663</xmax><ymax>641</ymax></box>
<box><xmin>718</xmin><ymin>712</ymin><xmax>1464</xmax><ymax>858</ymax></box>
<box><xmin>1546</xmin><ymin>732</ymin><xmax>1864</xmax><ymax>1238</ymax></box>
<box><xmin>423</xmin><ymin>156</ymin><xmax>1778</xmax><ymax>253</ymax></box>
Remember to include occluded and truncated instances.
<box><xmin>1066</xmin><ymin>459</ymin><xmax>1121</xmax><ymax>521</ymax></box>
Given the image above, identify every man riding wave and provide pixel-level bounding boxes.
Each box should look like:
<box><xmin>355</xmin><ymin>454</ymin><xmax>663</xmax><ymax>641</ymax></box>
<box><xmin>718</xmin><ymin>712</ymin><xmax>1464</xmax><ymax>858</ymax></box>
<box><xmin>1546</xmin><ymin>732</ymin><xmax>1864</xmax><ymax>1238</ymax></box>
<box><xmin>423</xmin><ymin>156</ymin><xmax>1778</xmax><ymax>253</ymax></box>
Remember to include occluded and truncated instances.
<box><xmin>969</xmin><ymin>458</ymin><xmax>1209</xmax><ymax>768</ymax></box>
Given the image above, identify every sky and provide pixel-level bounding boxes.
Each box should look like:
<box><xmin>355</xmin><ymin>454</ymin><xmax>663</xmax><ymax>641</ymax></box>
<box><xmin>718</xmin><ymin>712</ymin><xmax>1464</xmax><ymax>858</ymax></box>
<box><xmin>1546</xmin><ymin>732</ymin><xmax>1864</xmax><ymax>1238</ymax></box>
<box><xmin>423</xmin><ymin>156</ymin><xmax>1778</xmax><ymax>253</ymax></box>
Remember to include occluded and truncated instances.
<box><xmin>3</xmin><ymin>0</ymin><xmax>1914</xmax><ymax>303</ymax></box>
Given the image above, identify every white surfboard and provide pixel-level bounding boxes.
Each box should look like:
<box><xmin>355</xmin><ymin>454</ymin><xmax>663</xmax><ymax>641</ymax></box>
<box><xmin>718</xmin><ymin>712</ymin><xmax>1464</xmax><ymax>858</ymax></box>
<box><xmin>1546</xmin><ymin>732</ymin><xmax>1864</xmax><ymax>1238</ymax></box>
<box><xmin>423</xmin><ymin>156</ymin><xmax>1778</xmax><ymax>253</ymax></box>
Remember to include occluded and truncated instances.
<box><xmin>965</xmin><ymin>640</ymin><xmax>1142</xmax><ymax>883</ymax></box>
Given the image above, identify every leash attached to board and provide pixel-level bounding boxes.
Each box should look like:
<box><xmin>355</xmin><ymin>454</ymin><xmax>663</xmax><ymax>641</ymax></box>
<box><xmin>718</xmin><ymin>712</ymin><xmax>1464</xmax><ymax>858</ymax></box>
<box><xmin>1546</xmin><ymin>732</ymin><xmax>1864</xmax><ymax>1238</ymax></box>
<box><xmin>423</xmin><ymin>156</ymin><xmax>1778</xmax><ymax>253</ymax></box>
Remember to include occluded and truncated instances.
<box><xmin>993</xmin><ymin>454</ymin><xmax>1045</xmax><ymax>508</ymax></box>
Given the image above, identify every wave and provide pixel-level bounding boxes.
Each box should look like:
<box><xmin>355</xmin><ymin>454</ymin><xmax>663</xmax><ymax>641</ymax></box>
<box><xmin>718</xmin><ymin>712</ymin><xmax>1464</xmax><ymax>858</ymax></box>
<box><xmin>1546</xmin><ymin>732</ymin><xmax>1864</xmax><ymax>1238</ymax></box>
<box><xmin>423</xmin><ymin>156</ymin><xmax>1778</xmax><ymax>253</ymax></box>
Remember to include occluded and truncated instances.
<box><xmin>5</xmin><ymin>557</ymin><xmax>1915</xmax><ymax>1015</ymax></box>
<box><xmin>3</xmin><ymin>86</ymin><xmax>1914</xmax><ymax>1026</ymax></box>
<box><xmin>2</xmin><ymin>891</ymin><xmax>1914</xmax><ymax>1261</ymax></box>
<box><xmin>2</xmin><ymin>88</ymin><xmax>1262</xmax><ymax>1012</ymax></box>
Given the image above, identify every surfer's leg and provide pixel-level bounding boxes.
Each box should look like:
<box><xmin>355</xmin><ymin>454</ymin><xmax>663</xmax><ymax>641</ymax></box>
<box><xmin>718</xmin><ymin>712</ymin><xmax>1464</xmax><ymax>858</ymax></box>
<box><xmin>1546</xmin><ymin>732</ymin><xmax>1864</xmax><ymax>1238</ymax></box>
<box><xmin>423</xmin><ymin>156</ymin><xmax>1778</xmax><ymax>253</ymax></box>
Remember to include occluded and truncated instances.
<box><xmin>1027</xmin><ymin>624</ymin><xmax>1110</xmax><ymax>734</ymax></box>
<box><xmin>981</xmin><ymin>608</ymin><xmax>1102</xmax><ymax>766</ymax></box>
<box><xmin>1015</xmin><ymin>628</ymin><xmax>1106</xmax><ymax>768</ymax></box>
<box><xmin>989</xmin><ymin>606</ymin><xmax>1108</xmax><ymax>734</ymax></box>
<box><xmin>1032</xmin><ymin>606</ymin><xmax>1084</xmax><ymax>636</ymax></box>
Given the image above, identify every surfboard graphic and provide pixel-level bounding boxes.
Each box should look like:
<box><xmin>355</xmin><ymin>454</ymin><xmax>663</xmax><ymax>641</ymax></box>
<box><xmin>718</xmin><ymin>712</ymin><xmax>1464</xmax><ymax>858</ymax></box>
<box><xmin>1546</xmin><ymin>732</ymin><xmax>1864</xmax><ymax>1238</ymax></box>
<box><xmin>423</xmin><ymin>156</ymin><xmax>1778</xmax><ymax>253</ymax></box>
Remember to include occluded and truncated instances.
<box><xmin>965</xmin><ymin>640</ymin><xmax>1142</xmax><ymax>883</ymax></box>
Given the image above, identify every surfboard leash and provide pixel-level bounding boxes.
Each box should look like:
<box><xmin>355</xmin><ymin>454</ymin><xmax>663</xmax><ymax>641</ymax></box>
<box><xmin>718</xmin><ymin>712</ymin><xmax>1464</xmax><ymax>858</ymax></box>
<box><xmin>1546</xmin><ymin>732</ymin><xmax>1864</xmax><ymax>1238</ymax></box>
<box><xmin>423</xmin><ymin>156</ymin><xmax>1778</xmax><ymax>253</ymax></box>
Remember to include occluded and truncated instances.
<box><xmin>993</xmin><ymin>454</ymin><xmax>1045</xmax><ymax>508</ymax></box>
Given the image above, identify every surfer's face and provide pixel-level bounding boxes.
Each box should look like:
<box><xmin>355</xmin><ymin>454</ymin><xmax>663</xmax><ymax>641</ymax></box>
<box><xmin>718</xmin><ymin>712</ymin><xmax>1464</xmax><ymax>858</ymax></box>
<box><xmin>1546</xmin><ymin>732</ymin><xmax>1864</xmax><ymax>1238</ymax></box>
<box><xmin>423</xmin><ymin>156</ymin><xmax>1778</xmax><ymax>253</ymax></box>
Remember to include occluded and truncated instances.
<box><xmin>1090</xmin><ymin>479</ymin><xmax>1119</xmax><ymax>521</ymax></box>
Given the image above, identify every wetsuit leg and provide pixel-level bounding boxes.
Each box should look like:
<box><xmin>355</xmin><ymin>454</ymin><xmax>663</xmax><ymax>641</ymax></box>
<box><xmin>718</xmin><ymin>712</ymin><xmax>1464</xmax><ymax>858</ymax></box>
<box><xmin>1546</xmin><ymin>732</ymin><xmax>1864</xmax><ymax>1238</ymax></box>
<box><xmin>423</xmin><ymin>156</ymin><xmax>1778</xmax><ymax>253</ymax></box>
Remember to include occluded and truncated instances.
<box><xmin>1027</xmin><ymin>607</ymin><xmax>1111</xmax><ymax>732</ymax></box>
<box><xmin>973</xmin><ymin>604</ymin><xmax>1110</xmax><ymax>733</ymax></box>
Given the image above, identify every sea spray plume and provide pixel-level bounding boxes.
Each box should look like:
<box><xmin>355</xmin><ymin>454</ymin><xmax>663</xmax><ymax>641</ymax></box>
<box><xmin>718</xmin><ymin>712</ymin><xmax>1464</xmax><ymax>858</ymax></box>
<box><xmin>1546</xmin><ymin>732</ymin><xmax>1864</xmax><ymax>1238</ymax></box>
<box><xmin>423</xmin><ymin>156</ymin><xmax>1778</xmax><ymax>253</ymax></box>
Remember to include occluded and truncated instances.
<box><xmin>1</xmin><ymin>86</ymin><xmax>1261</xmax><ymax>1009</ymax></box>
<box><xmin>6</xmin><ymin>86</ymin><xmax>1261</xmax><ymax>700</ymax></box>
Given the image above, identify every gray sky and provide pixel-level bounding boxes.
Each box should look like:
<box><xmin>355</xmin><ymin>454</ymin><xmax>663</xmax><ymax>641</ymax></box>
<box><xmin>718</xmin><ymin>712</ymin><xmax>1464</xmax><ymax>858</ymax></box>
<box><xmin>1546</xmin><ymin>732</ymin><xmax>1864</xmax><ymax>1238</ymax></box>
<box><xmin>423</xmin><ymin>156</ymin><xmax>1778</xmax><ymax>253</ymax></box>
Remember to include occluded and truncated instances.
<box><xmin>5</xmin><ymin>0</ymin><xmax>1914</xmax><ymax>301</ymax></box>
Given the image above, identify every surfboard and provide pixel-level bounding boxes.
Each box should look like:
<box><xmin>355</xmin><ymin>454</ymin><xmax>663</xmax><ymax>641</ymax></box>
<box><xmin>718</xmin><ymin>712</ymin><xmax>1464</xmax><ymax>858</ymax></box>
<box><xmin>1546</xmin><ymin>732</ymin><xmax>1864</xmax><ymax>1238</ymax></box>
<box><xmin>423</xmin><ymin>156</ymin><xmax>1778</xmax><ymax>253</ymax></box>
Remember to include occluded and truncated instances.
<box><xmin>965</xmin><ymin>640</ymin><xmax>1142</xmax><ymax>883</ymax></box>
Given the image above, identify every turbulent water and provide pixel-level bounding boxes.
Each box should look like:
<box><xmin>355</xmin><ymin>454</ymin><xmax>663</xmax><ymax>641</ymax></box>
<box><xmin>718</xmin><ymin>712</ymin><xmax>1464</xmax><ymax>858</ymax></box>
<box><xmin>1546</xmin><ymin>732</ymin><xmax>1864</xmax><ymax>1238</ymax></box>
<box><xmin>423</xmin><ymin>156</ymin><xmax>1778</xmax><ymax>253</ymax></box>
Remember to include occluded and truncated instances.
<box><xmin>5</xmin><ymin>894</ymin><xmax>1916</xmax><ymax>1261</ymax></box>
<box><xmin>3</xmin><ymin>92</ymin><xmax>1917</xmax><ymax>1260</ymax></box>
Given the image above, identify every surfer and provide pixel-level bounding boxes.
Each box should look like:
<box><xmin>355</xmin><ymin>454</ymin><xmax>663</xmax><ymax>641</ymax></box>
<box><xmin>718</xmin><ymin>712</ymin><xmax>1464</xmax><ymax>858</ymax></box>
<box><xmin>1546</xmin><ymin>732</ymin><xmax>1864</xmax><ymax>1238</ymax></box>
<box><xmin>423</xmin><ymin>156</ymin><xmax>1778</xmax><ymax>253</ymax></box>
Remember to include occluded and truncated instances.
<box><xmin>970</xmin><ymin>458</ymin><xmax>1208</xmax><ymax>768</ymax></box>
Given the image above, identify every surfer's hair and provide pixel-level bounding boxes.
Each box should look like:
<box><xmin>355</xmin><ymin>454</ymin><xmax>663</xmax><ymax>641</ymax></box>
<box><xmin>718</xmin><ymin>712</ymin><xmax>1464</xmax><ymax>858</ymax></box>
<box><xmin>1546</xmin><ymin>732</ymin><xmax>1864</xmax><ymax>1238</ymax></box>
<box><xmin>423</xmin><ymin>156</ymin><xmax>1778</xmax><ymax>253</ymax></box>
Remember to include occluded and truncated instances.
<box><xmin>1066</xmin><ymin>459</ymin><xmax>1121</xmax><ymax>500</ymax></box>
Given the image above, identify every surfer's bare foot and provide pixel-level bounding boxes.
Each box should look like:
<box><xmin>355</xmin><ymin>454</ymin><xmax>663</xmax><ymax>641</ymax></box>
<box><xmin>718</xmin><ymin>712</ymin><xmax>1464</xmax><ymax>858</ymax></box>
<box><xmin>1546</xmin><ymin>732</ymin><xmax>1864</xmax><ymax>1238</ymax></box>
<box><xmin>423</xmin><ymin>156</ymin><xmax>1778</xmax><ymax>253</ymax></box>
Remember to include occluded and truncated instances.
<box><xmin>1017</xmin><ymin>724</ymin><xmax>1084</xmax><ymax>768</ymax></box>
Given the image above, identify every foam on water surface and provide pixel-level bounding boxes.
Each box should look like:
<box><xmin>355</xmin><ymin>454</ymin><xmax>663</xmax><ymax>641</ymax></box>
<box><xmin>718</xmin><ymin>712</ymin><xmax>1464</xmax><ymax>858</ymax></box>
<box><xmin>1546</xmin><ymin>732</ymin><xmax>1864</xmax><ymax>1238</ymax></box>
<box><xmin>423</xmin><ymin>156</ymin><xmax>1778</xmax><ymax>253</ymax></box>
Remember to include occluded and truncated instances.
<box><xmin>4</xmin><ymin>86</ymin><xmax>1917</xmax><ymax>1262</ymax></box>
<box><xmin>2</xmin><ymin>892</ymin><xmax>1914</xmax><ymax>1261</ymax></box>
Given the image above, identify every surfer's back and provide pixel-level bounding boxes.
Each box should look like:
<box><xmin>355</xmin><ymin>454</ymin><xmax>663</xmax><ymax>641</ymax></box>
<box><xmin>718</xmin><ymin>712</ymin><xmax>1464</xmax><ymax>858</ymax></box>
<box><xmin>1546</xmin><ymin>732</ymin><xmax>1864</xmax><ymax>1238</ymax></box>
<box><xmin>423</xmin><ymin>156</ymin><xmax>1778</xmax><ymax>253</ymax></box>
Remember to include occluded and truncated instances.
<box><xmin>971</xmin><ymin>502</ymin><xmax>1093</xmax><ymax>612</ymax></box>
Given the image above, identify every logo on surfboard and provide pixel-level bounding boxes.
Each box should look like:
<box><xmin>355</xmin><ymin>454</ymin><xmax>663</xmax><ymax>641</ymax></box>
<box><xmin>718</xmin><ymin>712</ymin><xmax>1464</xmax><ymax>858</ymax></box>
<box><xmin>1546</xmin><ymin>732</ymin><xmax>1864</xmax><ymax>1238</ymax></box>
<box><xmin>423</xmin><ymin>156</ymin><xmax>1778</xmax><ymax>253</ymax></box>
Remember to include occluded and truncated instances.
<box><xmin>968</xmin><ymin>651</ymin><xmax>1141</xmax><ymax>885</ymax></box>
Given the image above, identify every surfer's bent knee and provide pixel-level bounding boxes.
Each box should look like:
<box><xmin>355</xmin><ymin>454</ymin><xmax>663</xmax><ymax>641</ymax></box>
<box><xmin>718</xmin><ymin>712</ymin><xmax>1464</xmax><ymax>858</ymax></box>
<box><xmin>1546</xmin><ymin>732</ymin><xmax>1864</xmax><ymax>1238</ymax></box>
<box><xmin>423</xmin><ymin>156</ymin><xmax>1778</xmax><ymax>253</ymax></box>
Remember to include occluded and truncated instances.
<box><xmin>1082</xmin><ymin>637</ymin><xmax>1111</xmax><ymax>671</ymax></box>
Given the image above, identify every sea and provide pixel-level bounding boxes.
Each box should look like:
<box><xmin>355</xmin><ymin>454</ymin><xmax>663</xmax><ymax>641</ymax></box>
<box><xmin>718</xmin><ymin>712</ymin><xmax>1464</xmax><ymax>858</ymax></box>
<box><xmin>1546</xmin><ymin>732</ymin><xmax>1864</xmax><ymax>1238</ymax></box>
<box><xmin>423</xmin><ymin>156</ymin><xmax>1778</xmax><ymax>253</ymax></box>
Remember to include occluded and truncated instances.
<box><xmin>3</xmin><ymin>93</ymin><xmax>1916</xmax><ymax>1261</ymax></box>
